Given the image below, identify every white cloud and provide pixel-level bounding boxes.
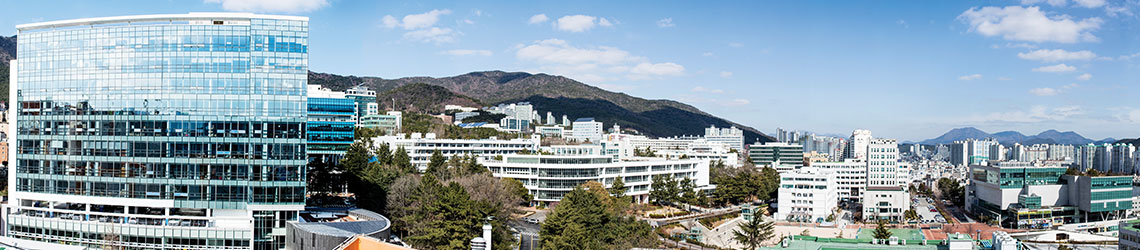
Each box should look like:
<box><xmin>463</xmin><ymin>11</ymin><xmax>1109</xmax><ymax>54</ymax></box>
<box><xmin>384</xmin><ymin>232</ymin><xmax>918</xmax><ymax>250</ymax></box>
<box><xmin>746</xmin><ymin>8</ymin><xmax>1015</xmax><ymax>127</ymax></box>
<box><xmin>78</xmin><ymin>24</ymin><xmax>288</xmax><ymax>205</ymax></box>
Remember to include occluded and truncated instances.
<box><xmin>1017</xmin><ymin>49</ymin><xmax>1097</xmax><ymax>62</ymax></box>
<box><xmin>1021</xmin><ymin>0</ymin><xmax>1068</xmax><ymax>7</ymax></box>
<box><xmin>515</xmin><ymin>39</ymin><xmax>684</xmax><ymax>82</ymax></box>
<box><xmin>381</xmin><ymin>15</ymin><xmax>399</xmax><ymax>28</ymax></box>
<box><xmin>720</xmin><ymin>71</ymin><xmax>733</xmax><ymax>78</ymax></box>
<box><xmin>657</xmin><ymin>18</ymin><xmax>675</xmax><ymax>28</ymax></box>
<box><xmin>1122</xmin><ymin>109</ymin><xmax>1140</xmax><ymax>123</ymax></box>
<box><xmin>958</xmin><ymin>74</ymin><xmax>983</xmax><ymax>81</ymax></box>
<box><xmin>598</xmin><ymin>18</ymin><xmax>613</xmax><ymax>27</ymax></box>
<box><xmin>701</xmin><ymin>52</ymin><xmax>714</xmax><ymax>57</ymax></box>
<box><xmin>692</xmin><ymin>86</ymin><xmax>725</xmax><ymax>94</ymax></box>
<box><xmin>554</xmin><ymin>15</ymin><xmax>611</xmax><ymax>32</ymax></box>
<box><xmin>997</xmin><ymin>76</ymin><xmax>1013</xmax><ymax>81</ymax></box>
<box><xmin>968</xmin><ymin>105</ymin><xmax>1084</xmax><ymax>123</ymax></box>
<box><xmin>1120</xmin><ymin>53</ymin><xmax>1140</xmax><ymax>61</ymax></box>
<box><xmin>630</xmin><ymin>62</ymin><xmax>685</xmax><ymax>77</ymax></box>
<box><xmin>439</xmin><ymin>49</ymin><xmax>492</xmax><ymax>56</ymax></box>
<box><xmin>1029</xmin><ymin>87</ymin><xmax>1061</xmax><ymax>96</ymax></box>
<box><xmin>517</xmin><ymin>39</ymin><xmax>641</xmax><ymax>65</ymax></box>
<box><xmin>725</xmin><ymin>99</ymin><xmax>751</xmax><ymax>106</ymax></box>
<box><xmin>897</xmin><ymin>19</ymin><xmax>909</xmax><ymax>28</ymax></box>
<box><xmin>204</xmin><ymin>0</ymin><xmax>328</xmax><ymax>13</ymax></box>
<box><xmin>401</xmin><ymin>9</ymin><xmax>451</xmax><ymax>30</ymax></box>
<box><xmin>958</xmin><ymin>6</ymin><xmax>1103</xmax><ymax>43</ymax></box>
<box><xmin>728</xmin><ymin>42</ymin><xmax>744</xmax><ymax>48</ymax></box>
<box><xmin>1032</xmin><ymin>63</ymin><xmax>1077</xmax><ymax>72</ymax></box>
<box><xmin>1073</xmin><ymin>0</ymin><xmax>1106</xmax><ymax>8</ymax></box>
<box><xmin>1076</xmin><ymin>73</ymin><xmax>1092</xmax><ymax>80</ymax></box>
<box><xmin>403</xmin><ymin>27</ymin><xmax>457</xmax><ymax>44</ymax></box>
<box><xmin>528</xmin><ymin>14</ymin><xmax>549</xmax><ymax>24</ymax></box>
<box><xmin>380</xmin><ymin>10</ymin><xmax>461</xmax><ymax>44</ymax></box>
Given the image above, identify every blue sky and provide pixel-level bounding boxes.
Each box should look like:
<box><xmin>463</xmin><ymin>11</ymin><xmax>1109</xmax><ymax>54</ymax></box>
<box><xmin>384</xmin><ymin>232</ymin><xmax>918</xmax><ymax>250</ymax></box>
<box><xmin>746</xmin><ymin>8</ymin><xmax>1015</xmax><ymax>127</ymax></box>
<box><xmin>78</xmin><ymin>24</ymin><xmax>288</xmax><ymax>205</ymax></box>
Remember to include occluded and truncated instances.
<box><xmin>2</xmin><ymin>0</ymin><xmax>1138</xmax><ymax>141</ymax></box>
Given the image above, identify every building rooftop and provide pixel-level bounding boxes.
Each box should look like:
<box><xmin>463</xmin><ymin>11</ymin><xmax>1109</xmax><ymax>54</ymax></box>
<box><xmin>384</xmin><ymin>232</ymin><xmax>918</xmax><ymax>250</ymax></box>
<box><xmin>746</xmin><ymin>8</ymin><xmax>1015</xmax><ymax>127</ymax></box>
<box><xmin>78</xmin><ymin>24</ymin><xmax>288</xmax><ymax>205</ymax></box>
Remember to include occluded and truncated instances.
<box><xmin>18</xmin><ymin>12</ymin><xmax>308</xmax><ymax>31</ymax></box>
<box><xmin>292</xmin><ymin>209</ymin><xmax>390</xmax><ymax>238</ymax></box>
<box><xmin>574</xmin><ymin>117</ymin><xmax>596</xmax><ymax>122</ymax></box>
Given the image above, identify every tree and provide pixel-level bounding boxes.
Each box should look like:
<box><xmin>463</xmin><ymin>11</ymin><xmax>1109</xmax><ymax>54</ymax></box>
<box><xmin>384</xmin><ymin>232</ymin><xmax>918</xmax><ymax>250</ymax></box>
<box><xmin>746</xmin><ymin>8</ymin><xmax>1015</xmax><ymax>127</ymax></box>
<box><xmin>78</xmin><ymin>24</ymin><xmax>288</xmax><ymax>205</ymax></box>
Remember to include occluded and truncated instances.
<box><xmin>501</xmin><ymin>177</ymin><xmax>532</xmax><ymax>205</ymax></box>
<box><xmin>609</xmin><ymin>176</ymin><xmax>626</xmax><ymax>198</ymax></box>
<box><xmin>649</xmin><ymin>175</ymin><xmax>679</xmax><ymax>205</ymax></box>
<box><xmin>1086</xmin><ymin>168</ymin><xmax>1102</xmax><ymax>177</ymax></box>
<box><xmin>1058</xmin><ymin>245</ymin><xmax>1073</xmax><ymax>250</ymax></box>
<box><xmin>904</xmin><ymin>209</ymin><xmax>919</xmax><ymax>222</ymax></box>
<box><xmin>404</xmin><ymin>181</ymin><xmax>482</xmax><ymax>250</ymax></box>
<box><xmin>393</xmin><ymin>146</ymin><xmax>415</xmax><ymax>174</ymax></box>
<box><xmin>375</xmin><ymin>143</ymin><xmax>393</xmax><ymax>165</ymax></box>
<box><xmin>1065</xmin><ymin>167</ymin><xmax>1081</xmax><ymax>176</ymax></box>
<box><xmin>800</xmin><ymin>229</ymin><xmax>811</xmax><ymax>236</ymax></box>
<box><xmin>732</xmin><ymin>214</ymin><xmax>774</xmax><ymax>250</ymax></box>
<box><xmin>427</xmin><ymin>150</ymin><xmax>447</xmax><ymax>177</ymax></box>
<box><xmin>306</xmin><ymin>159</ymin><xmax>341</xmax><ymax>195</ymax></box>
<box><xmin>872</xmin><ymin>220</ymin><xmax>892</xmax><ymax>240</ymax></box>
<box><xmin>540</xmin><ymin>185</ymin><xmax>656</xmax><ymax>249</ymax></box>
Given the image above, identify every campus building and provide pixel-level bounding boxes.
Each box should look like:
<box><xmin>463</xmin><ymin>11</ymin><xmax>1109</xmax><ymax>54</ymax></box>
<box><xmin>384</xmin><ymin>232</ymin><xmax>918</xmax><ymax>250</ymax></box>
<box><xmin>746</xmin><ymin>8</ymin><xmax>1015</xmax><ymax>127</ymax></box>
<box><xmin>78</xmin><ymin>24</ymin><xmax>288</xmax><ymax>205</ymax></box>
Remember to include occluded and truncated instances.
<box><xmin>704</xmin><ymin>125</ymin><xmax>743</xmax><ymax>152</ymax></box>
<box><xmin>357</xmin><ymin>111</ymin><xmax>401</xmax><ymax>135</ymax></box>
<box><xmin>748</xmin><ymin>142</ymin><xmax>804</xmax><ymax>172</ymax></box>
<box><xmin>809</xmin><ymin>159</ymin><xmax>867</xmax><ymax>203</ymax></box>
<box><xmin>570</xmin><ymin>118</ymin><xmax>603</xmax><ymax>143</ymax></box>
<box><xmin>371</xmin><ymin>133</ymin><xmax>541</xmax><ymax>171</ymax></box>
<box><xmin>482</xmin><ymin>154</ymin><xmax>710</xmax><ymax>204</ymax></box>
<box><xmin>775</xmin><ymin>167</ymin><xmax>838</xmax><ymax>223</ymax></box>
<box><xmin>1122</xmin><ymin>220</ymin><xmax>1140</xmax><ymax>250</ymax></box>
<box><xmin>6</xmin><ymin>13</ymin><xmax>309</xmax><ymax>250</ymax></box>
<box><xmin>307</xmin><ymin>85</ymin><xmax>356</xmax><ymax>163</ymax></box>
<box><xmin>965</xmin><ymin>161</ymin><xmax>1133</xmax><ymax>229</ymax></box>
<box><xmin>344</xmin><ymin>86</ymin><xmax>377</xmax><ymax>118</ymax></box>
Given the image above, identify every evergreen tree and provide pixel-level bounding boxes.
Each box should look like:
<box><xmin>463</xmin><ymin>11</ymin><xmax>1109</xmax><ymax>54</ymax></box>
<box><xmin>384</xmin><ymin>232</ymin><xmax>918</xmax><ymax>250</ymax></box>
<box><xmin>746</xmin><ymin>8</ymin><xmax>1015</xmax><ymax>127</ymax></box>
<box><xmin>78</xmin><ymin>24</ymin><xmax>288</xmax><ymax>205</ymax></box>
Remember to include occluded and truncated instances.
<box><xmin>427</xmin><ymin>150</ymin><xmax>447</xmax><ymax>177</ymax></box>
<box><xmin>608</xmin><ymin>176</ymin><xmax>626</xmax><ymax>198</ymax></box>
<box><xmin>393</xmin><ymin>146</ymin><xmax>415</xmax><ymax>173</ymax></box>
<box><xmin>540</xmin><ymin>186</ymin><xmax>656</xmax><ymax>249</ymax></box>
<box><xmin>502</xmin><ymin>178</ymin><xmax>532</xmax><ymax>204</ymax></box>
<box><xmin>732</xmin><ymin>214</ymin><xmax>774</xmax><ymax>250</ymax></box>
<box><xmin>376</xmin><ymin>143</ymin><xmax>393</xmax><ymax>165</ymax></box>
<box><xmin>872</xmin><ymin>220</ymin><xmax>893</xmax><ymax>239</ymax></box>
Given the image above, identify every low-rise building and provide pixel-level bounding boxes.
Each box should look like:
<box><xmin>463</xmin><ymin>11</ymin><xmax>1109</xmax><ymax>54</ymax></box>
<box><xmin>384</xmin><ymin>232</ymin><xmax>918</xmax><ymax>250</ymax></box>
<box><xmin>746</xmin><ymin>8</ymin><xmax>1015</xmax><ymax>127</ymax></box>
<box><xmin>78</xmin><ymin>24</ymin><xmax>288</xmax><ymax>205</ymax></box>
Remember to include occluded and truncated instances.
<box><xmin>359</xmin><ymin>111</ymin><xmax>402</xmax><ymax>135</ymax></box>
<box><xmin>775</xmin><ymin>167</ymin><xmax>838</xmax><ymax>223</ymax></box>
<box><xmin>483</xmin><ymin>154</ymin><xmax>710</xmax><ymax>204</ymax></box>
<box><xmin>862</xmin><ymin>186</ymin><xmax>910</xmax><ymax>222</ymax></box>
<box><xmin>748</xmin><ymin>142</ymin><xmax>804</xmax><ymax>172</ymax></box>
<box><xmin>966</xmin><ymin>161</ymin><xmax>1133</xmax><ymax>229</ymax></box>
<box><xmin>373</xmin><ymin>134</ymin><xmax>541</xmax><ymax>171</ymax></box>
<box><xmin>286</xmin><ymin>209</ymin><xmax>397</xmax><ymax>250</ymax></box>
<box><xmin>570</xmin><ymin>118</ymin><xmax>604</xmax><ymax>143</ymax></box>
<box><xmin>1121</xmin><ymin>220</ymin><xmax>1140</xmax><ymax>250</ymax></box>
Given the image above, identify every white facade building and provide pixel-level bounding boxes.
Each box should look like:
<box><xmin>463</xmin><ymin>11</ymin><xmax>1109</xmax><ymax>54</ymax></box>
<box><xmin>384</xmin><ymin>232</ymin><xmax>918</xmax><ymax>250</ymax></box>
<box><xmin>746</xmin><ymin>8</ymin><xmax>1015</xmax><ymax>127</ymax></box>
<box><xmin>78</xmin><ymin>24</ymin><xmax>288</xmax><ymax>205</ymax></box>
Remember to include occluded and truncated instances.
<box><xmin>862</xmin><ymin>186</ymin><xmax>911</xmax><ymax>222</ymax></box>
<box><xmin>704</xmin><ymin>125</ymin><xmax>744</xmax><ymax>152</ymax></box>
<box><xmin>570</xmin><ymin>118</ymin><xmax>604</xmax><ymax>143</ymax></box>
<box><xmin>776</xmin><ymin>167</ymin><xmax>839</xmax><ymax>222</ymax></box>
<box><xmin>483</xmin><ymin>155</ymin><xmax>710</xmax><ymax>204</ymax></box>
<box><xmin>372</xmin><ymin>134</ymin><xmax>541</xmax><ymax>170</ymax></box>
<box><xmin>844</xmin><ymin>129</ymin><xmax>872</xmax><ymax>160</ymax></box>
<box><xmin>811</xmin><ymin>159</ymin><xmax>868</xmax><ymax>202</ymax></box>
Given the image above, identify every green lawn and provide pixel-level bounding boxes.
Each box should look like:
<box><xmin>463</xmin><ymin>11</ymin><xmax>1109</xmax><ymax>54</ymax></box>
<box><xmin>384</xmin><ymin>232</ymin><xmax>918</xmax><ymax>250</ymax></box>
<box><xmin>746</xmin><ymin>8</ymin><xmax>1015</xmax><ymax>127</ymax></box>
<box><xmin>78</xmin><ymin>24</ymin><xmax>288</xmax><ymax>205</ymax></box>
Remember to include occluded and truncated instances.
<box><xmin>854</xmin><ymin>228</ymin><xmax>925</xmax><ymax>241</ymax></box>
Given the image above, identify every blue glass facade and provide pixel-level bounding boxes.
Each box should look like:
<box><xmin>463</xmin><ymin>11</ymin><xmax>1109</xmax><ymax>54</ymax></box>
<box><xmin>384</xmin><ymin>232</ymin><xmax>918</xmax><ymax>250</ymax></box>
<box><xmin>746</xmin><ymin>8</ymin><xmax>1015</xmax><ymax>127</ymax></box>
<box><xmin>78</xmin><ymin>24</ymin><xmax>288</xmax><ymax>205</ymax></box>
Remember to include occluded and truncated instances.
<box><xmin>306</xmin><ymin>97</ymin><xmax>355</xmax><ymax>162</ymax></box>
<box><xmin>9</xmin><ymin>14</ymin><xmax>308</xmax><ymax>250</ymax></box>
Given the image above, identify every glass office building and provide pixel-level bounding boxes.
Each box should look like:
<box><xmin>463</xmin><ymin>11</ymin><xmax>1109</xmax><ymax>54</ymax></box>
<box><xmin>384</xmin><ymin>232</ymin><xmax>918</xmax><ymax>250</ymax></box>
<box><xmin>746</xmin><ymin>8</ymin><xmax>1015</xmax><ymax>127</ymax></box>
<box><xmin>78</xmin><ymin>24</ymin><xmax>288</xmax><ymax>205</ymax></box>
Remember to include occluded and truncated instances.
<box><xmin>305</xmin><ymin>85</ymin><xmax>356</xmax><ymax>163</ymax></box>
<box><xmin>7</xmin><ymin>13</ymin><xmax>308</xmax><ymax>250</ymax></box>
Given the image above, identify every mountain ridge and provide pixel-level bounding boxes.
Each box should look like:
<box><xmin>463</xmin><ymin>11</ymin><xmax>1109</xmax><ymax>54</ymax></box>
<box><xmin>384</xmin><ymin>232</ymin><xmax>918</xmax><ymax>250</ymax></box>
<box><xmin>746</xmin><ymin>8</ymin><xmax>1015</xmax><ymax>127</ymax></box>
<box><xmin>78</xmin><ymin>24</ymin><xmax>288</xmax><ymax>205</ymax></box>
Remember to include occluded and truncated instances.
<box><xmin>920</xmin><ymin>127</ymin><xmax>1113</xmax><ymax>145</ymax></box>
<box><xmin>309</xmin><ymin>70</ymin><xmax>775</xmax><ymax>143</ymax></box>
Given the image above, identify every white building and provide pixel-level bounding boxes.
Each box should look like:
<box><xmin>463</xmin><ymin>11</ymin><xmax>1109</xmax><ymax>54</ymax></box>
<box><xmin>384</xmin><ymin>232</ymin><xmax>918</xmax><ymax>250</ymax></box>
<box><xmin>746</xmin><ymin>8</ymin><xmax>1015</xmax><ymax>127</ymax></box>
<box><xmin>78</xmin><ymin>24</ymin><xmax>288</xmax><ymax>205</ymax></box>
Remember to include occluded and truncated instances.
<box><xmin>844</xmin><ymin>129</ymin><xmax>872</xmax><ymax>160</ymax></box>
<box><xmin>862</xmin><ymin>186</ymin><xmax>910</xmax><ymax>222</ymax></box>
<box><xmin>776</xmin><ymin>167</ymin><xmax>839</xmax><ymax>222</ymax></box>
<box><xmin>704</xmin><ymin>125</ymin><xmax>744</xmax><ymax>152</ymax></box>
<box><xmin>811</xmin><ymin>159</ymin><xmax>868</xmax><ymax>202</ymax></box>
<box><xmin>570</xmin><ymin>118</ymin><xmax>604</xmax><ymax>143</ymax></box>
<box><xmin>483</xmin><ymin>155</ymin><xmax>710</xmax><ymax>204</ymax></box>
<box><xmin>867</xmin><ymin>139</ymin><xmax>902</xmax><ymax>187</ymax></box>
<box><xmin>372</xmin><ymin>134</ymin><xmax>541</xmax><ymax>171</ymax></box>
<box><xmin>535</xmin><ymin>126</ymin><xmax>565</xmax><ymax>138</ymax></box>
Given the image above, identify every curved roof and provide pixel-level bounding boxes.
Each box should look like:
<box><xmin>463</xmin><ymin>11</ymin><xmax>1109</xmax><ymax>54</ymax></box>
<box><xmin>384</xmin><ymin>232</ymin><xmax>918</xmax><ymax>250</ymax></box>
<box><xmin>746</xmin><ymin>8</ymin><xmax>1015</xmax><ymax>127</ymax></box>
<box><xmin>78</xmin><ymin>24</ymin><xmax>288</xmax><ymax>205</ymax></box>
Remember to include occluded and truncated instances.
<box><xmin>17</xmin><ymin>12</ymin><xmax>307</xmax><ymax>31</ymax></box>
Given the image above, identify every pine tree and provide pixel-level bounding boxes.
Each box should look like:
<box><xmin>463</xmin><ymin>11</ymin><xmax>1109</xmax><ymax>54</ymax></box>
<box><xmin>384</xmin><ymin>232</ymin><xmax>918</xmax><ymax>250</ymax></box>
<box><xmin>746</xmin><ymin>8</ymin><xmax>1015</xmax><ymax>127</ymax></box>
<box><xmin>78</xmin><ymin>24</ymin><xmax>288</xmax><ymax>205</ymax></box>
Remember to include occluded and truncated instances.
<box><xmin>733</xmin><ymin>214</ymin><xmax>774</xmax><ymax>250</ymax></box>
<box><xmin>872</xmin><ymin>220</ymin><xmax>893</xmax><ymax>239</ymax></box>
<box><xmin>609</xmin><ymin>176</ymin><xmax>626</xmax><ymax>198</ymax></box>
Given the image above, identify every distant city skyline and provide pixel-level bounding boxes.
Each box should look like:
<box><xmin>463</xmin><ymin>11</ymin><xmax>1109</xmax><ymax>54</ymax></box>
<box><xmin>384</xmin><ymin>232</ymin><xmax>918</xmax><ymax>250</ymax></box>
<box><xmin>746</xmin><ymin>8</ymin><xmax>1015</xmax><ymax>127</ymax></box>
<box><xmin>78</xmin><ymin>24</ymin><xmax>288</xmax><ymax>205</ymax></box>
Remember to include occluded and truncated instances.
<box><xmin>1</xmin><ymin>0</ymin><xmax>1137</xmax><ymax>141</ymax></box>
